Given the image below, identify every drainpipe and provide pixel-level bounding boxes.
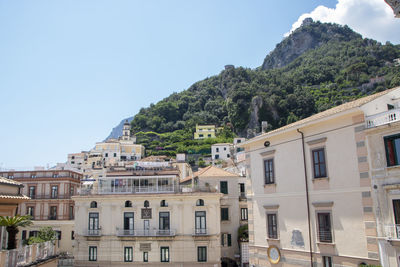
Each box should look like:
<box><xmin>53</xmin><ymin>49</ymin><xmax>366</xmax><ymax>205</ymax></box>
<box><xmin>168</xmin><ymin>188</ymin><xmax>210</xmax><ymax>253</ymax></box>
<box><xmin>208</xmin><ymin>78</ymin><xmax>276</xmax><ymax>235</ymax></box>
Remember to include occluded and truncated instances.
<box><xmin>297</xmin><ymin>129</ymin><xmax>314</xmax><ymax>267</ymax></box>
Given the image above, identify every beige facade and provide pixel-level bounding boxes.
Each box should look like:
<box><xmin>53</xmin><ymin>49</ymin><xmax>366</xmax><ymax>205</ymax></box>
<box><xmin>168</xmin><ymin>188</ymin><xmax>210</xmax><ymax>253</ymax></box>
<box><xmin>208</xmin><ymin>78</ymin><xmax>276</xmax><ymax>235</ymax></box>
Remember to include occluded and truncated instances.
<box><xmin>181</xmin><ymin>166</ymin><xmax>248</xmax><ymax>266</ymax></box>
<box><xmin>363</xmin><ymin>87</ymin><xmax>400</xmax><ymax>266</ymax></box>
<box><xmin>212</xmin><ymin>143</ymin><xmax>233</xmax><ymax>161</ymax></box>
<box><xmin>73</xmin><ymin>162</ymin><xmax>222</xmax><ymax>266</ymax></box>
<box><xmin>239</xmin><ymin>89</ymin><xmax>400</xmax><ymax>266</ymax></box>
<box><xmin>0</xmin><ymin>170</ymin><xmax>82</xmax><ymax>254</ymax></box>
<box><xmin>194</xmin><ymin>125</ymin><xmax>217</xmax><ymax>139</ymax></box>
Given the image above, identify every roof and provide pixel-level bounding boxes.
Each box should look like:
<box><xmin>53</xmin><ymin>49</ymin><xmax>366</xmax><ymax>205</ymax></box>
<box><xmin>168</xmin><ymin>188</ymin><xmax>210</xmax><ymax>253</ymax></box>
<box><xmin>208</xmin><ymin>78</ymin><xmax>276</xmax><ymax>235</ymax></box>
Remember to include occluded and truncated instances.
<box><xmin>244</xmin><ymin>87</ymin><xmax>399</xmax><ymax>145</ymax></box>
<box><xmin>212</xmin><ymin>143</ymin><xmax>232</xmax><ymax>146</ymax></box>
<box><xmin>0</xmin><ymin>176</ymin><xmax>23</xmax><ymax>186</ymax></box>
<box><xmin>180</xmin><ymin>166</ymin><xmax>238</xmax><ymax>183</ymax></box>
<box><xmin>0</xmin><ymin>194</ymin><xmax>30</xmax><ymax>200</ymax></box>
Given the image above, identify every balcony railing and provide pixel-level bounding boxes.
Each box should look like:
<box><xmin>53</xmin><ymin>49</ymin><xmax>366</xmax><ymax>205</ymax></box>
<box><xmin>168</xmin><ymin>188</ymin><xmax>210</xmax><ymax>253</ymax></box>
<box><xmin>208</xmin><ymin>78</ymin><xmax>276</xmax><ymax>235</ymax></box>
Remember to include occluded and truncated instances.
<box><xmin>366</xmin><ymin>109</ymin><xmax>400</xmax><ymax>128</ymax></box>
<box><xmin>384</xmin><ymin>224</ymin><xmax>400</xmax><ymax>239</ymax></box>
<box><xmin>84</xmin><ymin>229</ymin><xmax>102</xmax><ymax>236</ymax></box>
<box><xmin>116</xmin><ymin>229</ymin><xmax>176</xmax><ymax>237</ymax></box>
<box><xmin>29</xmin><ymin>215</ymin><xmax>74</xmax><ymax>221</ymax></box>
<box><xmin>28</xmin><ymin>194</ymin><xmax>74</xmax><ymax>200</ymax></box>
<box><xmin>81</xmin><ymin>185</ymin><xmax>215</xmax><ymax>195</ymax></box>
<box><xmin>194</xmin><ymin>228</ymin><xmax>208</xmax><ymax>235</ymax></box>
<box><xmin>318</xmin><ymin>230</ymin><xmax>333</xmax><ymax>243</ymax></box>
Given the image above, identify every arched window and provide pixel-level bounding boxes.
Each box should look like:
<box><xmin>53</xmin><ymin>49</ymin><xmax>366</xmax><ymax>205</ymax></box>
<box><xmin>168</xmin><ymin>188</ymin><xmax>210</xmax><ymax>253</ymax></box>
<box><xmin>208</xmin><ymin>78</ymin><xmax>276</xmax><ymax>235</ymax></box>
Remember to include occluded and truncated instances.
<box><xmin>196</xmin><ymin>199</ymin><xmax>204</xmax><ymax>206</ymax></box>
<box><xmin>125</xmin><ymin>200</ymin><xmax>132</xmax><ymax>208</ymax></box>
<box><xmin>160</xmin><ymin>200</ymin><xmax>168</xmax><ymax>207</ymax></box>
<box><xmin>90</xmin><ymin>201</ymin><xmax>97</xmax><ymax>208</ymax></box>
<box><xmin>144</xmin><ymin>200</ymin><xmax>149</xmax><ymax>208</ymax></box>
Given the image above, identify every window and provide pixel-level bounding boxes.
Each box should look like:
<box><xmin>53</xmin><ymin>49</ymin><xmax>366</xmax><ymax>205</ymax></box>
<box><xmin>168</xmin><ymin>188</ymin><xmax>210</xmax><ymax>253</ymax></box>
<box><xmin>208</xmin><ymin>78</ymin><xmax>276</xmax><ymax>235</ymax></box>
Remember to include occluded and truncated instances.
<box><xmin>144</xmin><ymin>200</ymin><xmax>149</xmax><ymax>207</ymax></box>
<box><xmin>143</xmin><ymin>251</ymin><xmax>148</xmax><ymax>262</ymax></box>
<box><xmin>89</xmin><ymin>246</ymin><xmax>97</xmax><ymax>261</ymax></box>
<box><xmin>159</xmin><ymin>212</ymin><xmax>170</xmax><ymax>230</ymax></box>
<box><xmin>196</xmin><ymin>199</ymin><xmax>204</xmax><ymax>206</ymax></box>
<box><xmin>393</xmin><ymin>200</ymin><xmax>400</xmax><ymax>238</ymax></box>
<box><xmin>105</xmin><ymin>153</ymin><xmax>108</xmax><ymax>157</ymax></box>
<box><xmin>71</xmin><ymin>231</ymin><xmax>74</xmax><ymax>240</ymax></box>
<box><xmin>22</xmin><ymin>230</ymin><xmax>27</xmax><ymax>240</ymax></box>
<box><xmin>317</xmin><ymin>212</ymin><xmax>332</xmax><ymax>243</ymax></box>
<box><xmin>125</xmin><ymin>200</ymin><xmax>132</xmax><ymax>207</ymax></box>
<box><xmin>90</xmin><ymin>201</ymin><xmax>97</xmax><ymax>208</ymax></box>
<box><xmin>215</xmin><ymin>154</ymin><xmax>219</xmax><ymax>159</ymax></box>
<box><xmin>69</xmin><ymin>206</ymin><xmax>74</xmax><ymax>220</ymax></box>
<box><xmin>264</xmin><ymin>159</ymin><xmax>275</xmax><ymax>184</ymax></box>
<box><xmin>208</xmin><ymin>134</ymin><xmax>211</xmax><ymax>137</ymax></box>
<box><xmin>56</xmin><ymin>231</ymin><xmax>62</xmax><ymax>240</ymax></box>
<box><xmin>51</xmin><ymin>185</ymin><xmax>58</xmax><ymax>199</ymax></box>
<box><xmin>221</xmin><ymin>208</ymin><xmax>229</xmax><ymax>221</ymax></box>
<box><xmin>312</xmin><ymin>148</ymin><xmax>327</xmax><ymax>178</ymax></box>
<box><xmin>385</xmin><ymin>134</ymin><xmax>400</xmax><ymax>166</ymax></box>
<box><xmin>199</xmin><ymin>134</ymin><xmax>204</xmax><ymax>138</ymax></box>
<box><xmin>224</xmin><ymin>147</ymin><xmax>226</xmax><ymax>151</ymax></box>
<box><xmin>197</xmin><ymin>246</ymin><xmax>207</xmax><ymax>262</ymax></box>
<box><xmin>124</xmin><ymin>247</ymin><xmax>133</xmax><ymax>262</ymax></box>
<box><xmin>216</xmin><ymin>148</ymin><xmax>219</xmax><ymax>152</ymax></box>
<box><xmin>221</xmin><ymin>233</ymin><xmax>232</xmax><ymax>247</ymax></box>
<box><xmin>160</xmin><ymin>247</ymin><xmax>169</xmax><ymax>262</ymax></box>
<box><xmin>227</xmin><ymin>154</ymin><xmax>230</xmax><ymax>158</ymax></box>
<box><xmin>267</xmin><ymin>213</ymin><xmax>278</xmax><ymax>239</ymax></box>
<box><xmin>124</xmin><ymin>212</ymin><xmax>134</xmax><ymax>231</ymax></box>
<box><xmin>239</xmin><ymin>183</ymin><xmax>245</xmax><ymax>197</ymax></box>
<box><xmin>322</xmin><ymin>256</ymin><xmax>332</xmax><ymax>267</ymax></box>
<box><xmin>160</xmin><ymin>200</ymin><xmax>168</xmax><ymax>207</ymax></box>
<box><xmin>89</xmin><ymin>212</ymin><xmax>99</xmax><ymax>233</ymax></box>
<box><xmin>71</xmin><ymin>156</ymin><xmax>75</xmax><ymax>160</ymax></box>
<box><xmin>241</xmin><ymin>208</ymin><xmax>248</xmax><ymax>221</ymax></box>
<box><xmin>27</xmin><ymin>206</ymin><xmax>34</xmax><ymax>217</ymax></box>
<box><xmin>70</xmin><ymin>186</ymin><xmax>74</xmax><ymax>196</ymax></box>
<box><xmin>220</xmin><ymin>181</ymin><xmax>228</xmax><ymax>194</ymax></box>
<box><xmin>49</xmin><ymin>206</ymin><xmax>57</xmax><ymax>220</ymax></box>
<box><xmin>195</xmin><ymin>211</ymin><xmax>206</xmax><ymax>234</ymax></box>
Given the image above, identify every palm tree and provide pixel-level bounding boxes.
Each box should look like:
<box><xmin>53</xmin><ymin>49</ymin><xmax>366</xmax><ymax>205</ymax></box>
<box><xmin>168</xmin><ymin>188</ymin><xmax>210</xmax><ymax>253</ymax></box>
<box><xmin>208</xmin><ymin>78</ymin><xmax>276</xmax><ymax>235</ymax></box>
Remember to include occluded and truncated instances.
<box><xmin>0</xmin><ymin>215</ymin><xmax>32</xmax><ymax>250</ymax></box>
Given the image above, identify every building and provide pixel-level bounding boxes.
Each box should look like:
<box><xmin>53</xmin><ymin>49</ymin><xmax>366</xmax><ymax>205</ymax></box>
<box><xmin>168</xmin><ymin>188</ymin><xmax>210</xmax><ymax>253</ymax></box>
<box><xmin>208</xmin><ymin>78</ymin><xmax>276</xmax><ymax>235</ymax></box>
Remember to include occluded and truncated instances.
<box><xmin>0</xmin><ymin>170</ymin><xmax>82</xmax><ymax>254</ymax></box>
<box><xmin>239</xmin><ymin>89</ymin><xmax>400</xmax><ymax>266</ymax></box>
<box><xmin>212</xmin><ymin>143</ymin><xmax>233</xmax><ymax>161</ymax></box>
<box><xmin>73</xmin><ymin>160</ymin><xmax>222</xmax><ymax>266</ymax></box>
<box><xmin>363</xmin><ymin>87</ymin><xmax>400</xmax><ymax>266</ymax></box>
<box><xmin>67</xmin><ymin>152</ymin><xmax>88</xmax><ymax>171</ymax></box>
<box><xmin>194</xmin><ymin>125</ymin><xmax>217</xmax><ymax>140</ymax></box>
<box><xmin>0</xmin><ymin>176</ymin><xmax>30</xmax><ymax>250</ymax></box>
<box><xmin>385</xmin><ymin>0</ymin><xmax>400</xmax><ymax>18</ymax></box>
<box><xmin>180</xmin><ymin>166</ymin><xmax>248</xmax><ymax>266</ymax></box>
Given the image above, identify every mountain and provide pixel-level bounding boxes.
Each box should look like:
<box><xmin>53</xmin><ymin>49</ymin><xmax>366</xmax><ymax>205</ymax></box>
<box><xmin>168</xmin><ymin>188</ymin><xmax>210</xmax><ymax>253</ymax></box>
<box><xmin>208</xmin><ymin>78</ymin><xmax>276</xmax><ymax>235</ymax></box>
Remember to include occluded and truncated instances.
<box><xmin>105</xmin><ymin>117</ymin><xmax>133</xmax><ymax>140</ymax></box>
<box><xmin>108</xmin><ymin>19</ymin><xmax>400</xmax><ymax>142</ymax></box>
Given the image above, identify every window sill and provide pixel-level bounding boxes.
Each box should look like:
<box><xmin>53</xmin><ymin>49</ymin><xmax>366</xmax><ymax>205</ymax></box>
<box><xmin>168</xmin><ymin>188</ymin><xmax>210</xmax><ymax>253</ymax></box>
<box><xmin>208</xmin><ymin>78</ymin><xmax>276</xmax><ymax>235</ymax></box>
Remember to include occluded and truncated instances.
<box><xmin>316</xmin><ymin>241</ymin><xmax>335</xmax><ymax>246</ymax></box>
<box><xmin>221</xmin><ymin>220</ymin><xmax>231</xmax><ymax>223</ymax></box>
<box><xmin>264</xmin><ymin>183</ymin><xmax>276</xmax><ymax>188</ymax></box>
<box><xmin>312</xmin><ymin>177</ymin><xmax>329</xmax><ymax>181</ymax></box>
<box><xmin>266</xmin><ymin>237</ymin><xmax>280</xmax><ymax>241</ymax></box>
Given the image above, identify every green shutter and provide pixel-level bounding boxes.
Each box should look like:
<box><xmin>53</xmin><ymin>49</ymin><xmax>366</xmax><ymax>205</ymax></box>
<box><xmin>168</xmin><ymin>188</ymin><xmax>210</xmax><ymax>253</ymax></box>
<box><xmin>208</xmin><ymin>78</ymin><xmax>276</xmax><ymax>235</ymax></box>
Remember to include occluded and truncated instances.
<box><xmin>227</xmin><ymin>234</ymin><xmax>231</xmax><ymax>246</ymax></box>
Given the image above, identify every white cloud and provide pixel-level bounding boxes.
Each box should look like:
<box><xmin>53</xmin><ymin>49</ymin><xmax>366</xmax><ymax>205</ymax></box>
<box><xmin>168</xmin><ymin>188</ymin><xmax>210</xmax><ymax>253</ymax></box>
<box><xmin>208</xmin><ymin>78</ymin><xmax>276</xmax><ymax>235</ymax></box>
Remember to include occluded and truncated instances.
<box><xmin>286</xmin><ymin>0</ymin><xmax>400</xmax><ymax>44</ymax></box>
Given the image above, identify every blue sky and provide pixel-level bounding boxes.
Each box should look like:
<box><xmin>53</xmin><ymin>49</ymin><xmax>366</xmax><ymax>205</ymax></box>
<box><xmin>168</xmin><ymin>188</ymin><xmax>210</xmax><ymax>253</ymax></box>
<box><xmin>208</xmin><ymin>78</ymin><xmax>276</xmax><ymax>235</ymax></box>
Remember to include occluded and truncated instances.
<box><xmin>0</xmin><ymin>0</ymin><xmax>398</xmax><ymax>169</ymax></box>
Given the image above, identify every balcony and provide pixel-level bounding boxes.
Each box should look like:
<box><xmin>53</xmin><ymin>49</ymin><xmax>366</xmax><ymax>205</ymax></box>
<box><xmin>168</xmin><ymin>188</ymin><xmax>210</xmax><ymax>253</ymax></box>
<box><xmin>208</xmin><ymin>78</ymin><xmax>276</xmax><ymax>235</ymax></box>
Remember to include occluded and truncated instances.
<box><xmin>366</xmin><ymin>109</ymin><xmax>400</xmax><ymax>128</ymax></box>
<box><xmin>239</xmin><ymin>193</ymin><xmax>247</xmax><ymax>201</ymax></box>
<box><xmin>28</xmin><ymin>194</ymin><xmax>74</xmax><ymax>200</ymax></box>
<box><xmin>194</xmin><ymin>228</ymin><xmax>208</xmax><ymax>235</ymax></box>
<box><xmin>84</xmin><ymin>229</ymin><xmax>102</xmax><ymax>236</ymax></box>
<box><xmin>116</xmin><ymin>229</ymin><xmax>176</xmax><ymax>237</ymax></box>
<box><xmin>384</xmin><ymin>224</ymin><xmax>400</xmax><ymax>240</ymax></box>
<box><xmin>29</xmin><ymin>215</ymin><xmax>74</xmax><ymax>221</ymax></box>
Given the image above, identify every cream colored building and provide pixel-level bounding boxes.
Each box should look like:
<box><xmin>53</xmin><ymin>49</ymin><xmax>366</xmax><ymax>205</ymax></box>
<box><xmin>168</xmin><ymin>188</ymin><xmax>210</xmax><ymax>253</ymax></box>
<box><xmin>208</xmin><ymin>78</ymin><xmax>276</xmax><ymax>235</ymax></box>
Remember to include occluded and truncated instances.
<box><xmin>0</xmin><ymin>170</ymin><xmax>82</xmax><ymax>254</ymax></box>
<box><xmin>0</xmin><ymin>176</ymin><xmax>30</xmax><ymax>250</ymax></box>
<box><xmin>212</xmin><ymin>143</ymin><xmax>233</xmax><ymax>161</ymax></box>
<box><xmin>181</xmin><ymin>166</ymin><xmax>247</xmax><ymax>266</ymax></box>
<box><xmin>73</xmin><ymin>162</ymin><xmax>222</xmax><ymax>266</ymax></box>
<box><xmin>363</xmin><ymin>87</ymin><xmax>400</xmax><ymax>266</ymax></box>
<box><xmin>194</xmin><ymin>125</ymin><xmax>217</xmax><ymax>140</ymax></box>
<box><xmin>239</xmin><ymin>89</ymin><xmax>400</xmax><ymax>266</ymax></box>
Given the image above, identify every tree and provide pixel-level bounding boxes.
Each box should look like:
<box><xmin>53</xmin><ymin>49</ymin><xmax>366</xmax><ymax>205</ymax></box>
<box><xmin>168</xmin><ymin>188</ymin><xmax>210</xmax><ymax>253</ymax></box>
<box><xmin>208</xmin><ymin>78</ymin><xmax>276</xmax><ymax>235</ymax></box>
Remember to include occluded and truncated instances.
<box><xmin>28</xmin><ymin>226</ymin><xmax>57</xmax><ymax>245</ymax></box>
<box><xmin>0</xmin><ymin>215</ymin><xmax>33</xmax><ymax>250</ymax></box>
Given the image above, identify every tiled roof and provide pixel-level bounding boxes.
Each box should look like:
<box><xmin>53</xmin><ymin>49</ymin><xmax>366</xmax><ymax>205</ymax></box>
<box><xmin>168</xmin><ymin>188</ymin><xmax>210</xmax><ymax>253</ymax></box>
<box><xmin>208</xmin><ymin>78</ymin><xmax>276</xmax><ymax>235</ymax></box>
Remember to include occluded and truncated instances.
<box><xmin>0</xmin><ymin>176</ymin><xmax>22</xmax><ymax>186</ymax></box>
<box><xmin>0</xmin><ymin>194</ymin><xmax>30</xmax><ymax>200</ymax></box>
<box><xmin>245</xmin><ymin>87</ymin><xmax>399</xmax><ymax>143</ymax></box>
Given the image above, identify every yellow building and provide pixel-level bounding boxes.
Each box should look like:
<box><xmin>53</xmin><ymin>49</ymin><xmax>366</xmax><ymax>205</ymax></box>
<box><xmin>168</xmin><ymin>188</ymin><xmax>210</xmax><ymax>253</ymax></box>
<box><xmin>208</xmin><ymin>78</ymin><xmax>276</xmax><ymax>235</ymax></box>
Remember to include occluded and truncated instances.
<box><xmin>238</xmin><ymin>89</ymin><xmax>400</xmax><ymax>266</ymax></box>
<box><xmin>194</xmin><ymin>125</ymin><xmax>217</xmax><ymax>139</ymax></box>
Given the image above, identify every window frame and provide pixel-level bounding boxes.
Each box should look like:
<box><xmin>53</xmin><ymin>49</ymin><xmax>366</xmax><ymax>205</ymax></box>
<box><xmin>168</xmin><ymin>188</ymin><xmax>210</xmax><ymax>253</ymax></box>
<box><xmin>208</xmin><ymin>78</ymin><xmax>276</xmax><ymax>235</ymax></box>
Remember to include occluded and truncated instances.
<box><xmin>322</xmin><ymin>256</ymin><xmax>332</xmax><ymax>267</ymax></box>
<box><xmin>241</xmin><ymin>208</ymin><xmax>248</xmax><ymax>221</ymax></box>
<box><xmin>124</xmin><ymin>246</ymin><xmax>133</xmax><ymax>262</ymax></box>
<box><xmin>89</xmin><ymin>246</ymin><xmax>97</xmax><ymax>261</ymax></box>
<box><xmin>197</xmin><ymin>246</ymin><xmax>207</xmax><ymax>262</ymax></box>
<box><xmin>264</xmin><ymin>158</ymin><xmax>275</xmax><ymax>184</ymax></box>
<box><xmin>384</xmin><ymin>134</ymin><xmax>400</xmax><ymax>167</ymax></box>
<box><xmin>267</xmin><ymin>213</ymin><xmax>278</xmax><ymax>239</ymax></box>
<box><xmin>312</xmin><ymin>148</ymin><xmax>327</xmax><ymax>178</ymax></box>
<box><xmin>143</xmin><ymin>251</ymin><xmax>148</xmax><ymax>262</ymax></box>
<box><xmin>317</xmin><ymin>212</ymin><xmax>333</xmax><ymax>243</ymax></box>
<box><xmin>221</xmin><ymin>207</ymin><xmax>229</xmax><ymax>221</ymax></box>
<box><xmin>220</xmin><ymin>181</ymin><xmax>228</xmax><ymax>194</ymax></box>
<box><xmin>160</xmin><ymin>246</ymin><xmax>169</xmax><ymax>262</ymax></box>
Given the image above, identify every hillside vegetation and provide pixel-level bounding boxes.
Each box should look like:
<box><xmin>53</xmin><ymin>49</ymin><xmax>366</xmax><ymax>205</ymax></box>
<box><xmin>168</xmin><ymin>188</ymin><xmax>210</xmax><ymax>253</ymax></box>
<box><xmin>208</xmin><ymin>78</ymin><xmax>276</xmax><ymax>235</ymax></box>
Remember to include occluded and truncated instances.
<box><xmin>129</xmin><ymin>19</ymin><xmax>400</xmax><ymax>156</ymax></box>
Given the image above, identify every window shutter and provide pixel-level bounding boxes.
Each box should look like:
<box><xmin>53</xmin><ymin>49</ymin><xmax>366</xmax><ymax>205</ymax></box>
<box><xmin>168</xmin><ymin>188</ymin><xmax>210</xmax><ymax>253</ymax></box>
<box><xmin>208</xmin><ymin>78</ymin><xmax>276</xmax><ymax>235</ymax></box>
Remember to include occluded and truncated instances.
<box><xmin>227</xmin><ymin>234</ymin><xmax>232</xmax><ymax>246</ymax></box>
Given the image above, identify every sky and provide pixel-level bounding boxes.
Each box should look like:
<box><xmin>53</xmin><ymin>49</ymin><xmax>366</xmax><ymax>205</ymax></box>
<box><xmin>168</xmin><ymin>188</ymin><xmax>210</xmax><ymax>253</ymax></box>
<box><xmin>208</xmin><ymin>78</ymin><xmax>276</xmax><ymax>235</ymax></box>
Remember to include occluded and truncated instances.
<box><xmin>0</xmin><ymin>0</ymin><xmax>399</xmax><ymax>169</ymax></box>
